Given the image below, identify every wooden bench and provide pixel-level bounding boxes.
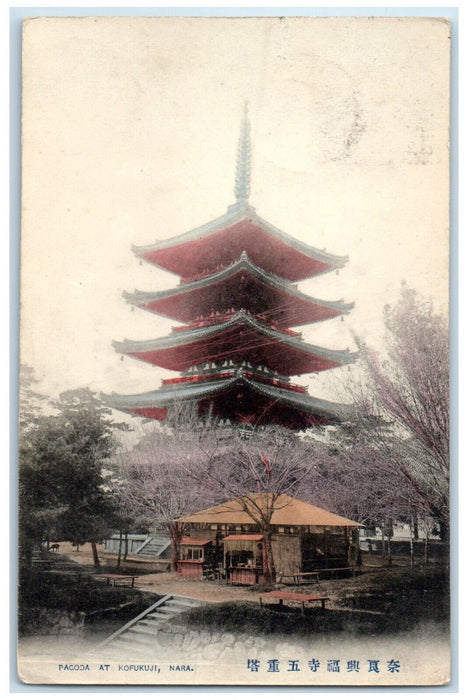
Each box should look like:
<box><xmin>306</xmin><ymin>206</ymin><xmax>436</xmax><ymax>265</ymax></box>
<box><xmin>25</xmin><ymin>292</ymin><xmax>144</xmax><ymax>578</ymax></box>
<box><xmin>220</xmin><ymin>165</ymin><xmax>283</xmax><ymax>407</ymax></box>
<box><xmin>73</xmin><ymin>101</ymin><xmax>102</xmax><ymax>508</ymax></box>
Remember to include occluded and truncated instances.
<box><xmin>315</xmin><ymin>567</ymin><xmax>353</xmax><ymax>579</ymax></box>
<box><xmin>31</xmin><ymin>558</ymin><xmax>53</xmax><ymax>570</ymax></box>
<box><xmin>92</xmin><ymin>573</ymin><xmax>138</xmax><ymax>588</ymax></box>
<box><xmin>277</xmin><ymin>567</ymin><xmax>353</xmax><ymax>585</ymax></box>
<box><xmin>277</xmin><ymin>571</ymin><xmax>320</xmax><ymax>585</ymax></box>
<box><xmin>259</xmin><ymin>590</ymin><xmax>330</xmax><ymax>615</ymax></box>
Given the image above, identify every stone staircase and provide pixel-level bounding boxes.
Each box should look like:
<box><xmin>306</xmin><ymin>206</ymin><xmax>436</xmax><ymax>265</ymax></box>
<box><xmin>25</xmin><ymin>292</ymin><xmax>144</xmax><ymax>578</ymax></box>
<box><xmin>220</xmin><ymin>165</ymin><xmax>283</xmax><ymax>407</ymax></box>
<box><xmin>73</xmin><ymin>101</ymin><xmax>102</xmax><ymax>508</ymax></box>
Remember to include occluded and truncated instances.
<box><xmin>134</xmin><ymin>535</ymin><xmax>171</xmax><ymax>559</ymax></box>
<box><xmin>96</xmin><ymin>594</ymin><xmax>202</xmax><ymax>654</ymax></box>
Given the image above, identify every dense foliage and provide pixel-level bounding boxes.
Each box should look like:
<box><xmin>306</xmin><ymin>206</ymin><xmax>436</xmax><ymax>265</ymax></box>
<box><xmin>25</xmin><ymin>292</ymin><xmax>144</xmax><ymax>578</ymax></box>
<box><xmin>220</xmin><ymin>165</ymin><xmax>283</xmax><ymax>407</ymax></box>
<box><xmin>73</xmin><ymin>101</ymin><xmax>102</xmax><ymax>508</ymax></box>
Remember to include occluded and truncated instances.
<box><xmin>19</xmin><ymin>379</ymin><xmax>130</xmax><ymax>567</ymax></box>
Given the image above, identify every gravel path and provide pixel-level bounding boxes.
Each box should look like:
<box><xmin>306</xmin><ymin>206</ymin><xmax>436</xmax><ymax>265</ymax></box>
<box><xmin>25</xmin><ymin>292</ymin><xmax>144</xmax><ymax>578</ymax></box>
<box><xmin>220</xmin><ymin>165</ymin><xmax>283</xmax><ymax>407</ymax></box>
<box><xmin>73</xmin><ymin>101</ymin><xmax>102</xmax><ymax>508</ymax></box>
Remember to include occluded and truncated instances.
<box><xmin>133</xmin><ymin>571</ymin><xmax>264</xmax><ymax>603</ymax></box>
<box><xmin>54</xmin><ymin>542</ymin><xmax>265</xmax><ymax>604</ymax></box>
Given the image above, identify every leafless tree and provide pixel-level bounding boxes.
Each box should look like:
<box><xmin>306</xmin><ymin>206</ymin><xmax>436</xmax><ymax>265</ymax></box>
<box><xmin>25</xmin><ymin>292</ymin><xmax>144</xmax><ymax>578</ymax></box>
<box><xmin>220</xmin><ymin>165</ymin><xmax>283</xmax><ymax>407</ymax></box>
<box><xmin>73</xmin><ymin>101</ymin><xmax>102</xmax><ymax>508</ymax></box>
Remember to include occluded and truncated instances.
<box><xmin>331</xmin><ymin>285</ymin><xmax>449</xmax><ymax>541</ymax></box>
<box><xmin>116</xmin><ymin>414</ymin><xmax>320</xmax><ymax>582</ymax></box>
<box><xmin>115</xmin><ymin>425</ymin><xmax>213</xmax><ymax>570</ymax></box>
<box><xmin>180</xmin><ymin>423</ymin><xmax>319</xmax><ymax>582</ymax></box>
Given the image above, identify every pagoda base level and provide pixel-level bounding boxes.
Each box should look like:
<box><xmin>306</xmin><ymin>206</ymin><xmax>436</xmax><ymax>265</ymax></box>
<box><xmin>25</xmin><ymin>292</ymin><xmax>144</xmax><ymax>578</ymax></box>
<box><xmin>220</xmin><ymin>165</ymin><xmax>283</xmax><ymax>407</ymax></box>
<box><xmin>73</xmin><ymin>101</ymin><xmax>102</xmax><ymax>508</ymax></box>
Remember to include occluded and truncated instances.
<box><xmin>198</xmin><ymin>393</ymin><xmax>330</xmax><ymax>429</ymax></box>
<box><xmin>122</xmin><ymin>392</ymin><xmax>334</xmax><ymax>430</ymax></box>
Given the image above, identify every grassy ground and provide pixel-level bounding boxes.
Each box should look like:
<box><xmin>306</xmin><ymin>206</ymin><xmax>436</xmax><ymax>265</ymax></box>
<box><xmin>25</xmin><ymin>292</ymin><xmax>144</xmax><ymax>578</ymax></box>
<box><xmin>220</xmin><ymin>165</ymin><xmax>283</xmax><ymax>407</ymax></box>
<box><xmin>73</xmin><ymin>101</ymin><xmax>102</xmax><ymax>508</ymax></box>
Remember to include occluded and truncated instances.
<box><xmin>177</xmin><ymin>564</ymin><xmax>450</xmax><ymax>637</ymax></box>
<box><xmin>18</xmin><ymin>559</ymin><xmax>160</xmax><ymax>635</ymax></box>
<box><xmin>19</xmin><ymin>545</ymin><xmax>449</xmax><ymax>640</ymax></box>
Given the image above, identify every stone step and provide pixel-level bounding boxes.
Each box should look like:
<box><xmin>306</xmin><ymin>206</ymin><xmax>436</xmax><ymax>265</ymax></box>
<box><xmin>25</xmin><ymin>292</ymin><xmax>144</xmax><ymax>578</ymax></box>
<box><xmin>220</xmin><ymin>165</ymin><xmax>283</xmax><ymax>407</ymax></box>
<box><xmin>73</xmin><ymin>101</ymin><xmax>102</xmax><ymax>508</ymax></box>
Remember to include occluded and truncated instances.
<box><xmin>123</xmin><ymin>627</ymin><xmax>163</xmax><ymax>640</ymax></box>
<box><xmin>139</xmin><ymin>615</ymin><xmax>173</xmax><ymax>626</ymax></box>
<box><xmin>97</xmin><ymin>594</ymin><xmax>204</xmax><ymax>651</ymax></box>
<box><xmin>137</xmin><ymin>537</ymin><xmax>171</xmax><ymax>557</ymax></box>
<box><xmin>160</xmin><ymin>604</ymin><xmax>193</xmax><ymax>613</ymax></box>
<box><xmin>168</xmin><ymin>597</ymin><xmax>201</xmax><ymax>607</ymax></box>
<box><xmin>145</xmin><ymin>605</ymin><xmax>173</xmax><ymax>619</ymax></box>
<box><xmin>145</xmin><ymin>602</ymin><xmax>171</xmax><ymax>612</ymax></box>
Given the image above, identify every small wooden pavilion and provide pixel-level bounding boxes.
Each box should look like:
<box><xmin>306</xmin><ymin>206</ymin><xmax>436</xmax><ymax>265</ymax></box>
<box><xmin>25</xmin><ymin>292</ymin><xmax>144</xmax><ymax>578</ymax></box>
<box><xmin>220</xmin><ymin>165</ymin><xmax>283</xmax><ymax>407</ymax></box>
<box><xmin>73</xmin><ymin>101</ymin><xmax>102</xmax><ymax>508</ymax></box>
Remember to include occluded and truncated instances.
<box><xmin>175</xmin><ymin>494</ymin><xmax>361</xmax><ymax>584</ymax></box>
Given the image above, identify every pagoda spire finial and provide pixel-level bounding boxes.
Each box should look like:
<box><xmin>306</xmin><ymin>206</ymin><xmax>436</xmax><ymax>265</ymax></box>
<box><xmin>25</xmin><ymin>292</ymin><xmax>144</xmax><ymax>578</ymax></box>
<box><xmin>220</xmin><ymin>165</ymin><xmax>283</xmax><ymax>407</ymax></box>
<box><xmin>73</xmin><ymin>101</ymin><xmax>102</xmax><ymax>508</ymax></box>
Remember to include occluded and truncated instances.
<box><xmin>234</xmin><ymin>101</ymin><xmax>251</xmax><ymax>203</ymax></box>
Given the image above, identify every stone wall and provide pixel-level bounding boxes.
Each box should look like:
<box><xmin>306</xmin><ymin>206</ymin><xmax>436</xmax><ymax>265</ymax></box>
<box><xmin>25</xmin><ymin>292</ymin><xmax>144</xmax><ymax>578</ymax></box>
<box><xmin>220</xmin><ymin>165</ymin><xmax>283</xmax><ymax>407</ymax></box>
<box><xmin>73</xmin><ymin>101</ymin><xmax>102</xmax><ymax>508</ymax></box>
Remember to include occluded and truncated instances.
<box><xmin>137</xmin><ymin>618</ymin><xmax>301</xmax><ymax>662</ymax></box>
<box><xmin>20</xmin><ymin>608</ymin><xmax>87</xmax><ymax>636</ymax></box>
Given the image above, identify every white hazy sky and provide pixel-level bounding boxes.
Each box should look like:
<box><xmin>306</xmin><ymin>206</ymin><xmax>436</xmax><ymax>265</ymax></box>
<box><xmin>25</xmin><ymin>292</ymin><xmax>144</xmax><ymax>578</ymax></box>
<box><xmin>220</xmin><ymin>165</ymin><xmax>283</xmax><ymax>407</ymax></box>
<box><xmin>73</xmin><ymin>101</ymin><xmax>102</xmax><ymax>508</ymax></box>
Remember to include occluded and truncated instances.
<box><xmin>20</xmin><ymin>16</ymin><xmax>450</xmax><ymax>404</ymax></box>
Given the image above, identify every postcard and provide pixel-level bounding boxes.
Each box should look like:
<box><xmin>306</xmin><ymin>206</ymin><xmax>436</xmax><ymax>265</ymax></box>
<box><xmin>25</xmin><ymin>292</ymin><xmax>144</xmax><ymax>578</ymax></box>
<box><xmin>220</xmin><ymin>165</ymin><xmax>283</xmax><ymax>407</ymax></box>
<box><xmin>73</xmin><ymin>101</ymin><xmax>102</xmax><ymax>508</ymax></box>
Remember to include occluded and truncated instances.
<box><xmin>18</xmin><ymin>15</ymin><xmax>451</xmax><ymax>686</ymax></box>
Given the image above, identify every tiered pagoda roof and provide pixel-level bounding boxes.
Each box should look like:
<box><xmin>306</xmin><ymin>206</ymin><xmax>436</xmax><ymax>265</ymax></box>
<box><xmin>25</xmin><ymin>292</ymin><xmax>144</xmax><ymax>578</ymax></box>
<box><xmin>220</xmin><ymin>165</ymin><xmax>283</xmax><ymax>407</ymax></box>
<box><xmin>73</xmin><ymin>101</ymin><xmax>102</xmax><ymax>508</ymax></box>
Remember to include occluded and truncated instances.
<box><xmin>113</xmin><ymin>311</ymin><xmax>356</xmax><ymax>375</ymax></box>
<box><xmin>105</xmin><ymin>369</ymin><xmax>348</xmax><ymax>429</ymax></box>
<box><xmin>123</xmin><ymin>251</ymin><xmax>352</xmax><ymax>327</ymax></box>
<box><xmin>105</xmin><ymin>106</ymin><xmax>354</xmax><ymax>429</ymax></box>
<box><xmin>132</xmin><ymin>200</ymin><xmax>348</xmax><ymax>282</ymax></box>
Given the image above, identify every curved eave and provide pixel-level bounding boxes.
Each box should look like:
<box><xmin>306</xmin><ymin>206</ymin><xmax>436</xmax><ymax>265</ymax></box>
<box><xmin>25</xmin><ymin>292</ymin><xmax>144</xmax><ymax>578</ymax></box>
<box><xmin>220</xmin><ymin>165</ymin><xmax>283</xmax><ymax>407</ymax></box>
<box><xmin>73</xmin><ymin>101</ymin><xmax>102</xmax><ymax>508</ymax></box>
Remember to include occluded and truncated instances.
<box><xmin>112</xmin><ymin>311</ymin><xmax>357</xmax><ymax>373</ymax></box>
<box><xmin>131</xmin><ymin>202</ymin><xmax>348</xmax><ymax>281</ymax></box>
<box><xmin>253</xmin><ymin>211</ymin><xmax>348</xmax><ymax>268</ymax></box>
<box><xmin>103</xmin><ymin>379</ymin><xmax>238</xmax><ymax>411</ymax></box>
<box><xmin>123</xmin><ymin>252</ymin><xmax>353</xmax><ymax>325</ymax></box>
<box><xmin>102</xmin><ymin>375</ymin><xmax>350</xmax><ymax>422</ymax></box>
<box><xmin>243</xmin><ymin>376</ymin><xmax>349</xmax><ymax>419</ymax></box>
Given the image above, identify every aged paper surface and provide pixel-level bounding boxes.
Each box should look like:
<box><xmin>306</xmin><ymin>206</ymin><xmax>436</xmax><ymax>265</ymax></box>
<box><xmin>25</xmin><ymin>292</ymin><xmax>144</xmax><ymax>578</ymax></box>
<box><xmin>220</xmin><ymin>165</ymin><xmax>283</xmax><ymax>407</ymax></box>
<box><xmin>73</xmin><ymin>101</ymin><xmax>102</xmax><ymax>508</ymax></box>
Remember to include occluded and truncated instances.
<box><xmin>19</xmin><ymin>16</ymin><xmax>450</xmax><ymax>686</ymax></box>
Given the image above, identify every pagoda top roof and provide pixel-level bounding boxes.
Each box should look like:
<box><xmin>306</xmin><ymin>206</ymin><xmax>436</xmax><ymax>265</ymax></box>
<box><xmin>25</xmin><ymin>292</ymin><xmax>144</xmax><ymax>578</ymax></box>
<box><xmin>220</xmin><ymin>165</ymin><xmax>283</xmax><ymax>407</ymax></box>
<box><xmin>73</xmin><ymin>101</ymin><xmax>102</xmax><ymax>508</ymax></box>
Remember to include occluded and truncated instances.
<box><xmin>113</xmin><ymin>310</ymin><xmax>356</xmax><ymax>375</ymax></box>
<box><xmin>124</xmin><ymin>251</ymin><xmax>353</xmax><ymax>327</ymax></box>
<box><xmin>132</xmin><ymin>201</ymin><xmax>348</xmax><ymax>282</ymax></box>
<box><xmin>103</xmin><ymin>370</ymin><xmax>350</xmax><ymax>421</ymax></box>
<box><xmin>132</xmin><ymin>106</ymin><xmax>349</xmax><ymax>282</ymax></box>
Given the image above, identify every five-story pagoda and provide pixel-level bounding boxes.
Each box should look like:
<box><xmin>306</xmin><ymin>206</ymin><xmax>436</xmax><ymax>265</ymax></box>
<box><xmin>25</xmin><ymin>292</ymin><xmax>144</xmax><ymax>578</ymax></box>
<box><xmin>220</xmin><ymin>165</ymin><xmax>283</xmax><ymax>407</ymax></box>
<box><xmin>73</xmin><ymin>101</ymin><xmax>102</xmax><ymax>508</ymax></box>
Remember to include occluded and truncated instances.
<box><xmin>105</xmin><ymin>108</ymin><xmax>355</xmax><ymax>429</ymax></box>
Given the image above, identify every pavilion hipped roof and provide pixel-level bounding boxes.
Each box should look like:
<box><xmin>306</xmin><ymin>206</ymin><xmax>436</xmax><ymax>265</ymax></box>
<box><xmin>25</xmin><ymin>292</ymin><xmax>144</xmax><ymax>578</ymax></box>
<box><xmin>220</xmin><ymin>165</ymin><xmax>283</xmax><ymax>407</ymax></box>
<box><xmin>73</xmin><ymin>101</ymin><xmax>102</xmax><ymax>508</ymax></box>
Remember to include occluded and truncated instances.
<box><xmin>113</xmin><ymin>311</ymin><xmax>356</xmax><ymax>375</ymax></box>
<box><xmin>131</xmin><ymin>202</ymin><xmax>348</xmax><ymax>282</ymax></box>
<box><xmin>177</xmin><ymin>493</ymin><xmax>361</xmax><ymax>527</ymax></box>
<box><xmin>124</xmin><ymin>252</ymin><xmax>353</xmax><ymax>328</ymax></box>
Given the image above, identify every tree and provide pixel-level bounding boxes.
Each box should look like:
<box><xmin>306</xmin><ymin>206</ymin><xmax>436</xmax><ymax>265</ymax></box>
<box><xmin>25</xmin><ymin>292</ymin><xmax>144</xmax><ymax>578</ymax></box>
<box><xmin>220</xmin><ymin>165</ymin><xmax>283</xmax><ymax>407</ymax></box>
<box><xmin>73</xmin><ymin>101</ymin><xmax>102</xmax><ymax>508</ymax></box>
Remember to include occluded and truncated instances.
<box><xmin>19</xmin><ymin>366</ymin><xmax>60</xmax><ymax>565</ymax></box>
<box><xmin>332</xmin><ymin>285</ymin><xmax>449</xmax><ymax>542</ymax></box>
<box><xmin>19</xmin><ymin>364</ymin><xmax>50</xmax><ymax>429</ymax></box>
<box><xmin>19</xmin><ymin>384</ymin><xmax>130</xmax><ymax>568</ymax></box>
<box><xmin>117</xmin><ymin>417</ymin><xmax>320</xmax><ymax>582</ymax></box>
<box><xmin>307</xmin><ymin>425</ymin><xmax>434</xmax><ymax>564</ymax></box>
<box><xmin>181</xmin><ymin>423</ymin><xmax>319</xmax><ymax>583</ymax></box>
<box><xmin>116</xmin><ymin>423</ymin><xmax>215</xmax><ymax>571</ymax></box>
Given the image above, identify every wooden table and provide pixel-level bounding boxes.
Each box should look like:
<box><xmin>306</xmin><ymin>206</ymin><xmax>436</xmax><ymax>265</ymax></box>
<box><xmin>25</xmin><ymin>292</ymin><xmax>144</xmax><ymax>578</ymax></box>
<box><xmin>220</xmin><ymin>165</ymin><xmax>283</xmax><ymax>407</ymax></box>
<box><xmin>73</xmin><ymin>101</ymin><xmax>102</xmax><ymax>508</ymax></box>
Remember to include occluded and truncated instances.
<box><xmin>93</xmin><ymin>573</ymin><xmax>138</xmax><ymax>588</ymax></box>
<box><xmin>259</xmin><ymin>590</ymin><xmax>330</xmax><ymax>615</ymax></box>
